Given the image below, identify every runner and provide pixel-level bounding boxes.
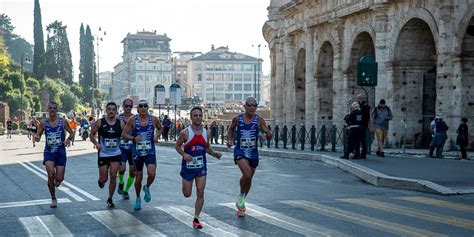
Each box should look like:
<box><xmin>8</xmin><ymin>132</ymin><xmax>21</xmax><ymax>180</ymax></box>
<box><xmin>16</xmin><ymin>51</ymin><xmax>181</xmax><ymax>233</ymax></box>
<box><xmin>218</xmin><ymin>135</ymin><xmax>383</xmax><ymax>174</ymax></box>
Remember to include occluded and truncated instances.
<box><xmin>27</xmin><ymin>117</ymin><xmax>32</xmax><ymax>140</ymax></box>
<box><xmin>68</xmin><ymin>116</ymin><xmax>77</xmax><ymax>146</ymax></box>
<box><xmin>121</xmin><ymin>99</ymin><xmax>163</xmax><ymax>210</ymax></box>
<box><xmin>30</xmin><ymin>116</ymin><xmax>39</xmax><ymax>147</ymax></box>
<box><xmin>6</xmin><ymin>118</ymin><xmax>13</xmax><ymax>139</ymax></box>
<box><xmin>34</xmin><ymin>102</ymin><xmax>75</xmax><ymax>208</ymax></box>
<box><xmin>227</xmin><ymin>97</ymin><xmax>271</xmax><ymax>217</ymax></box>
<box><xmin>117</xmin><ymin>98</ymin><xmax>135</xmax><ymax>199</ymax></box>
<box><xmin>89</xmin><ymin>102</ymin><xmax>122</xmax><ymax>208</ymax></box>
<box><xmin>175</xmin><ymin>107</ymin><xmax>222</xmax><ymax>228</ymax></box>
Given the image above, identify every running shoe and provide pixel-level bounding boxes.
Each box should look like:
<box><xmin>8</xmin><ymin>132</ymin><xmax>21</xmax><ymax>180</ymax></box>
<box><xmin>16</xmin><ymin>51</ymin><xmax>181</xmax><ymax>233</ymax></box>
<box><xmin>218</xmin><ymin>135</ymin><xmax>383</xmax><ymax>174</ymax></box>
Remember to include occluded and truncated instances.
<box><xmin>134</xmin><ymin>197</ymin><xmax>141</xmax><ymax>210</ymax></box>
<box><xmin>118</xmin><ymin>183</ymin><xmax>124</xmax><ymax>195</ymax></box>
<box><xmin>122</xmin><ymin>191</ymin><xmax>130</xmax><ymax>200</ymax></box>
<box><xmin>236</xmin><ymin>195</ymin><xmax>246</xmax><ymax>211</ymax></box>
<box><xmin>192</xmin><ymin>218</ymin><xmax>203</xmax><ymax>229</ymax></box>
<box><xmin>143</xmin><ymin>185</ymin><xmax>151</xmax><ymax>202</ymax></box>
<box><xmin>237</xmin><ymin>210</ymin><xmax>246</xmax><ymax>217</ymax></box>
<box><xmin>107</xmin><ymin>198</ymin><xmax>115</xmax><ymax>208</ymax></box>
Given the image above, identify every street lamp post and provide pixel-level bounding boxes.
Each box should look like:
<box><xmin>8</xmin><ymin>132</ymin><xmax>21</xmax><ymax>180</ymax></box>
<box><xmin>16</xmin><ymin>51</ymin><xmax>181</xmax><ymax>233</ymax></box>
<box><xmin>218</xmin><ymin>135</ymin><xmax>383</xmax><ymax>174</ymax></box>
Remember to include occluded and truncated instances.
<box><xmin>92</xmin><ymin>27</ymin><xmax>106</xmax><ymax>117</ymax></box>
<box><xmin>252</xmin><ymin>44</ymin><xmax>265</xmax><ymax>104</ymax></box>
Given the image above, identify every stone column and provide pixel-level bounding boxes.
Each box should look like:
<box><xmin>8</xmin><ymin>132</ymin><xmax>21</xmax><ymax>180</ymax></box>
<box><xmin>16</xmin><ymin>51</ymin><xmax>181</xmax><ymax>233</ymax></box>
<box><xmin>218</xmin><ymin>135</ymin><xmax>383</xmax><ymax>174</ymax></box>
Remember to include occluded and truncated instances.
<box><xmin>331</xmin><ymin>19</ymin><xmax>347</xmax><ymax>126</ymax></box>
<box><xmin>270</xmin><ymin>45</ymin><xmax>277</xmax><ymax>126</ymax></box>
<box><xmin>304</xmin><ymin>29</ymin><xmax>315</xmax><ymax>128</ymax></box>
<box><xmin>274</xmin><ymin>41</ymin><xmax>285</xmax><ymax>126</ymax></box>
<box><xmin>436</xmin><ymin>0</ymin><xmax>458</xmax><ymax>148</ymax></box>
<box><xmin>284</xmin><ymin>35</ymin><xmax>295</xmax><ymax>126</ymax></box>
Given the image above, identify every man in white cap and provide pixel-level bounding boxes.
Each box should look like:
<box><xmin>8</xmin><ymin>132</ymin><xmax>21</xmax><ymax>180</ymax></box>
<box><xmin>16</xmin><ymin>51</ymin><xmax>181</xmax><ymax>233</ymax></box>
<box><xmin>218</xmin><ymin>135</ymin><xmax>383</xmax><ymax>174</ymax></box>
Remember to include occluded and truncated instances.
<box><xmin>121</xmin><ymin>99</ymin><xmax>163</xmax><ymax>210</ymax></box>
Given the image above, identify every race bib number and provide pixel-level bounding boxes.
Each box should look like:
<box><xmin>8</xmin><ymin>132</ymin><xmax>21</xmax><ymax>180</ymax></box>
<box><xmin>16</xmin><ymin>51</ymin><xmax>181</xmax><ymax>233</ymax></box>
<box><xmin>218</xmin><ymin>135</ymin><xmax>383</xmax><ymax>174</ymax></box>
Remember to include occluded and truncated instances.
<box><xmin>47</xmin><ymin>133</ymin><xmax>62</xmax><ymax>147</ymax></box>
<box><xmin>120</xmin><ymin>139</ymin><xmax>133</xmax><ymax>148</ymax></box>
<box><xmin>31</xmin><ymin>126</ymin><xmax>37</xmax><ymax>130</ymax></box>
<box><xmin>105</xmin><ymin>138</ymin><xmax>118</xmax><ymax>149</ymax></box>
<box><xmin>137</xmin><ymin>140</ymin><xmax>152</xmax><ymax>152</ymax></box>
<box><xmin>240</xmin><ymin>138</ymin><xmax>256</xmax><ymax>149</ymax></box>
<box><xmin>186</xmin><ymin>156</ymin><xmax>204</xmax><ymax>169</ymax></box>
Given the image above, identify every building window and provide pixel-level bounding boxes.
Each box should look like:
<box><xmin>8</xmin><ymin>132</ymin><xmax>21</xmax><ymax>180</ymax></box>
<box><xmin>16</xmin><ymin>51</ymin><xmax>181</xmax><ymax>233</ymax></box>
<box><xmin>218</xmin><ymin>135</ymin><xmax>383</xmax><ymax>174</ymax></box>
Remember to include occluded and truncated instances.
<box><xmin>234</xmin><ymin>84</ymin><xmax>243</xmax><ymax>91</ymax></box>
<box><xmin>215</xmin><ymin>93</ymin><xmax>224</xmax><ymax>101</ymax></box>
<box><xmin>206</xmin><ymin>84</ymin><xmax>214</xmax><ymax>92</ymax></box>
<box><xmin>216</xmin><ymin>84</ymin><xmax>224</xmax><ymax>91</ymax></box>
<box><xmin>243</xmin><ymin>64</ymin><xmax>253</xmax><ymax>71</ymax></box>
<box><xmin>243</xmin><ymin>94</ymin><xmax>252</xmax><ymax>99</ymax></box>
<box><xmin>224</xmin><ymin>74</ymin><xmax>233</xmax><ymax>81</ymax></box>
<box><xmin>225</xmin><ymin>94</ymin><xmax>233</xmax><ymax>100</ymax></box>
<box><xmin>244</xmin><ymin>84</ymin><xmax>252</xmax><ymax>91</ymax></box>
<box><xmin>234</xmin><ymin>74</ymin><xmax>242</xmax><ymax>81</ymax></box>
<box><xmin>215</xmin><ymin>73</ymin><xmax>223</xmax><ymax>81</ymax></box>
<box><xmin>205</xmin><ymin>74</ymin><xmax>213</xmax><ymax>81</ymax></box>
<box><xmin>225</xmin><ymin>84</ymin><xmax>233</xmax><ymax>91</ymax></box>
<box><xmin>215</xmin><ymin>64</ymin><xmax>222</xmax><ymax>71</ymax></box>
<box><xmin>243</xmin><ymin>74</ymin><xmax>252</xmax><ymax>81</ymax></box>
<box><xmin>197</xmin><ymin>74</ymin><xmax>202</xmax><ymax>81</ymax></box>
<box><xmin>225</xmin><ymin>64</ymin><xmax>233</xmax><ymax>71</ymax></box>
<box><xmin>234</xmin><ymin>64</ymin><xmax>242</xmax><ymax>71</ymax></box>
<box><xmin>234</xmin><ymin>94</ymin><xmax>243</xmax><ymax>100</ymax></box>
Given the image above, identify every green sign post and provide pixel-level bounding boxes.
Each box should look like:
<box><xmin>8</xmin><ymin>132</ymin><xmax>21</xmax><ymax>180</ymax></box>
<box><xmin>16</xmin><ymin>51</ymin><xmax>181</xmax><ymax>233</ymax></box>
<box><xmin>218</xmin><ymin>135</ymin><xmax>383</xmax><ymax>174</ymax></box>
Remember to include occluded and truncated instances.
<box><xmin>357</xmin><ymin>56</ymin><xmax>377</xmax><ymax>154</ymax></box>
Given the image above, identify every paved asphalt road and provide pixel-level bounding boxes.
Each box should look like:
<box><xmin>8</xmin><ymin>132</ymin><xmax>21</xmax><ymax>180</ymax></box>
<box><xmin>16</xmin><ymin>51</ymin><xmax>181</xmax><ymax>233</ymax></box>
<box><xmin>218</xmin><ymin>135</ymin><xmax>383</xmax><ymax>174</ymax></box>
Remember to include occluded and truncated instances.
<box><xmin>1</xmin><ymin>135</ymin><xmax>474</xmax><ymax>236</ymax></box>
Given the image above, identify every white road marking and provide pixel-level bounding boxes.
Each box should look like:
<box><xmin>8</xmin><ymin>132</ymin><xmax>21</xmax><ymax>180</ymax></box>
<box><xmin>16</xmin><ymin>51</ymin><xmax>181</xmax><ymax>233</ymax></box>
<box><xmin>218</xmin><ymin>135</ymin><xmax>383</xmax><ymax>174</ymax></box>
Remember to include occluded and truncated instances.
<box><xmin>88</xmin><ymin>209</ymin><xmax>165</xmax><ymax>236</ymax></box>
<box><xmin>308</xmin><ymin>179</ymin><xmax>332</xmax><ymax>184</ymax></box>
<box><xmin>20</xmin><ymin>215</ymin><xmax>73</xmax><ymax>237</ymax></box>
<box><xmin>220</xmin><ymin>202</ymin><xmax>347</xmax><ymax>237</ymax></box>
<box><xmin>21</xmin><ymin>161</ymin><xmax>100</xmax><ymax>201</ymax></box>
<box><xmin>157</xmin><ymin>206</ymin><xmax>238</xmax><ymax>236</ymax></box>
<box><xmin>177</xmin><ymin>205</ymin><xmax>260</xmax><ymax>236</ymax></box>
<box><xmin>0</xmin><ymin>198</ymin><xmax>70</xmax><ymax>209</ymax></box>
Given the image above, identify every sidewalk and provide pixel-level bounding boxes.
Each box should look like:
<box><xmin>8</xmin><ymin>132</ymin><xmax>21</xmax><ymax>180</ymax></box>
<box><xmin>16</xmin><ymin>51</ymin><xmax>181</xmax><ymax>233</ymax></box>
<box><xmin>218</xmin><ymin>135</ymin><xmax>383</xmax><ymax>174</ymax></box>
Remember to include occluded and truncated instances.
<box><xmin>158</xmin><ymin>141</ymin><xmax>474</xmax><ymax>195</ymax></box>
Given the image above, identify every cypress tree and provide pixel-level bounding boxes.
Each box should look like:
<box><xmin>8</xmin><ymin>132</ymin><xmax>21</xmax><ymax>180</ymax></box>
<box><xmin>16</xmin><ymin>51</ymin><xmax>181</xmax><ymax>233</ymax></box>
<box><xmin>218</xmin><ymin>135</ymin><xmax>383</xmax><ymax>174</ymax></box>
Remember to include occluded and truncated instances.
<box><xmin>83</xmin><ymin>25</ymin><xmax>95</xmax><ymax>103</ymax></box>
<box><xmin>79</xmin><ymin>23</ymin><xmax>85</xmax><ymax>95</ymax></box>
<box><xmin>43</xmin><ymin>21</ymin><xmax>73</xmax><ymax>84</ymax></box>
<box><xmin>33</xmin><ymin>0</ymin><xmax>45</xmax><ymax>81</ymax></box>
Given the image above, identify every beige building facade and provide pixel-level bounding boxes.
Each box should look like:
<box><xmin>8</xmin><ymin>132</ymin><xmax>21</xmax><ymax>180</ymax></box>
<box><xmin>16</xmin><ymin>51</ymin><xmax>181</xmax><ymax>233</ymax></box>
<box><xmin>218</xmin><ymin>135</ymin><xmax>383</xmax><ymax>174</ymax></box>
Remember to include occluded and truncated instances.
<box><xmin>263</xmin><ymin>0</ymin><xmax>474</xmax><ymax>148</ymax></box>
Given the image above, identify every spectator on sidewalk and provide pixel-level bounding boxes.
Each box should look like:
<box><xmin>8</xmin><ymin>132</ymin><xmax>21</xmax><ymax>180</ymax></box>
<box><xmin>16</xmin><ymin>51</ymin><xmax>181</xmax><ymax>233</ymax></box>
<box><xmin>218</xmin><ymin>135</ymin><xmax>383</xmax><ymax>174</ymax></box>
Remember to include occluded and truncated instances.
<box><xmin>210</xmin><ymin>121</ymin><xmax>218</xmax><ymax>144</ymax></box>
<box><xmin>429</xmin><ymin>115</ymin><xmax>448</xmax><ymax>158</ymax></box>
<box><xmin>371</xmin><ymin>99</ymin><xmax>393</xmax><ymax>157</ymax></box>
<box><xmin>357</xmin><ymin>94</ymin><xmax>370</xmax><ymax>158</ymax></box>
<box><xmin>456</xmin><ymin>117</ymin><xmax>470</xmax><ymax>160</ymax></box>
<box><xmin>162</xmin><ymin>115</ymin><xmax>171</xmax><ymax>141</ymax></box>
<box><xmin>341</xmin><ymin>102</ymin><xmax>364</xmax><ymax>159</ymax></box>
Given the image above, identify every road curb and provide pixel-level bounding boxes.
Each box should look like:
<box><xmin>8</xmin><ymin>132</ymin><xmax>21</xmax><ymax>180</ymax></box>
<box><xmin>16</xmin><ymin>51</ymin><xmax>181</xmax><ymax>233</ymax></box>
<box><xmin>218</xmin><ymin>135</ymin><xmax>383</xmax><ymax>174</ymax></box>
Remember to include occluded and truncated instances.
<box><xmin>157</xmin><ymin>142</ymin><xmax>461</xmax><ymax>195</ymax></box>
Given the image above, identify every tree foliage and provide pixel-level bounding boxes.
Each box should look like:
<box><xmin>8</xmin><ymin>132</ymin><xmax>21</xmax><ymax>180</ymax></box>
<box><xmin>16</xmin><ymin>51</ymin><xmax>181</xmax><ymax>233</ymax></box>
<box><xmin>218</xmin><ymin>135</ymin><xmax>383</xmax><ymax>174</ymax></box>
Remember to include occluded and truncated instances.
<box><xmin>79</xmin><ymin>24</ymin><xmax>95</xmax><ymax>104</ymax></box>
<box><xmin>33</xmin><ymin>0</ymin><xmax>45</xmax><ymax>80</ymax></box>
<box><xmin>44</xmin><ymin>20</ymin><xmax>73</xmax><ymax>84</ymax></box>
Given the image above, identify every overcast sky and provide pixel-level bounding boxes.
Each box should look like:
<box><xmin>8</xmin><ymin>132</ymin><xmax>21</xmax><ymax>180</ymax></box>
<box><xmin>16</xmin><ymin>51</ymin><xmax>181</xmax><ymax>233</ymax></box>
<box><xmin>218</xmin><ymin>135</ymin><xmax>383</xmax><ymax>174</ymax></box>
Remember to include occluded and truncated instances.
<box><xmin>1</xmin><ymin>0</ymin><xmax>271</xmax><ymax>81</ymax></box>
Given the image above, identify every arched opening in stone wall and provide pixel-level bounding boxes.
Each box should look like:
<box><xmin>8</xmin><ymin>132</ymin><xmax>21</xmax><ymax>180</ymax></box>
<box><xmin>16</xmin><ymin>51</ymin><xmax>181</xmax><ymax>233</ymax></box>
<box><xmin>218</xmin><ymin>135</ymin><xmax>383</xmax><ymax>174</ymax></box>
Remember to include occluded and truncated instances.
<box><xmin>295</xmin><ymin>48</ymin><xmax>306</xmax><ymax>123</ymax></box>
<box><xmin>393</xmin><ymin>18</ymin><xmax>437</xmax><ymax>148</ymax></box>
<box><xmin>348</xmin><ymin>32</ymin><xmax>376</xmax><ymax>110</ymax></box>
<box><xmin>316</xmin><ymin>41</ymin><xmax>334</xmax><ymax>124</ymax></box>
<box><xmin>462</xmin><ymin>17</ymin><xmax>474</xmax><ymax>117</ymax></box>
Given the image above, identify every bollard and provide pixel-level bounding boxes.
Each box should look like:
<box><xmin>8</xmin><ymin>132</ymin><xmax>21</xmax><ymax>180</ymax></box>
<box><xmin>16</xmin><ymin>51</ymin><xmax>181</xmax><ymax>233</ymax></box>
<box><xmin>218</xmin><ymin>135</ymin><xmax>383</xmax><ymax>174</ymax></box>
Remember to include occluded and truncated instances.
<box><xmin>283</xmin><ymin>125</ymin><xmax>288</xmax><ymax>149</ymax></box>
<box><xmin>310</xmin><ymin>125</ymin><xmax>316</xmax><ymax>151</ymax></box>
<box><xmin>331</xmin><ymin>125</ymin><xmax>337</xmax><ymax>152</ymax></box>
<box><xmin>320</xmin><ymin>124</ymin><xmax>326</xmax><ymax>151</ymax></box>
<box><xmin>274</xmin><ymin>125</ymin><xmax>280</xmax><ymax>148</ymax></box>
<box><xmin>291</xmin><ymin>125</ymin><xmax>297</xmax><ymax>150</ymax></box>
<box><xmin>300</xmin><ymin>125</ymin><xmax>306</xmax><ymax>150</ymax></box>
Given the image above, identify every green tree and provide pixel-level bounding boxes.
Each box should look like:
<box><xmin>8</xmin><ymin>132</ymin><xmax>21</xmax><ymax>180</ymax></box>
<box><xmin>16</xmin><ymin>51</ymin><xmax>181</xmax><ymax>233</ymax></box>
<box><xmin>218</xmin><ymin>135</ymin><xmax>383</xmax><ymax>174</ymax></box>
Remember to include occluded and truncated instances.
<box><xmin>44</xmin><ymin>21</ymin><xmax>73</xmax><ymax>84</ymax></box>
<box><xmin>60</xmin><ymin>90</ymin><xmax>78</xmax><ymax>112</ymax></box>
<box><xmin>70</xmin><ymin>82</ymin><xmax>83</xmax><ymax>100</ymax></box>
<box><xmin>33</xmin><ymin>0</ymin><xmax>45</xmax><ymax>81</ymax></box>
<box><xmin>43</xmin><ymin>78</ymin><xmax>62</xmax><ymax>107</ymax></box>
<box><xmin>0</xmin><ymin>32</ymin><xmax>9</xmax><ymax>77</ymax></box>
<box><xmin>81</xmin><ymin>25</ymin><xmax>95</xmax><ymax>103</ymax></box>
<box><xmin>32</xmin><ymin>95</ymin><xmax>41</xmax><ymax>112</ymax></box>
<box><xmin>26</xmin><ymin>77</ymin><xmax>41</xmax><ymax>93</ymax></box>
<box><xmin>3</xmin><ymin>71</ymin><xmax>25</xmax><ymax>92</ymax></box>
<box><xmin>0</xmin><ymin>79</ymin><xmax>13</xmax><ymax>100</ymax></box>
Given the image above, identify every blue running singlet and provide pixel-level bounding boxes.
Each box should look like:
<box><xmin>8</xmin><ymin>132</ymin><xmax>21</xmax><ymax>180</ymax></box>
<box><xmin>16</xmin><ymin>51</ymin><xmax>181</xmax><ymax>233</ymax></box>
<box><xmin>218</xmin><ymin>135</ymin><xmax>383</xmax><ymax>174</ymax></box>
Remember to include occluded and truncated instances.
<box><xmin>119</xmin><ymin>113</ymin><xmax>133</xmax><ymax>150</ymax></box>
<box><xmin>131</xmin><ymin>115</ymin><xmax>155</xmax><ymax>157</ymax></box>
<box><xmin>234</xmin><ymin>114</ymin><xmax>259</xmax><ymax>159</ymax></box>
<box><xmin>43</xmin><ymin>118</ymin><xmax>67</xmax><ymax>166</ymax></box>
